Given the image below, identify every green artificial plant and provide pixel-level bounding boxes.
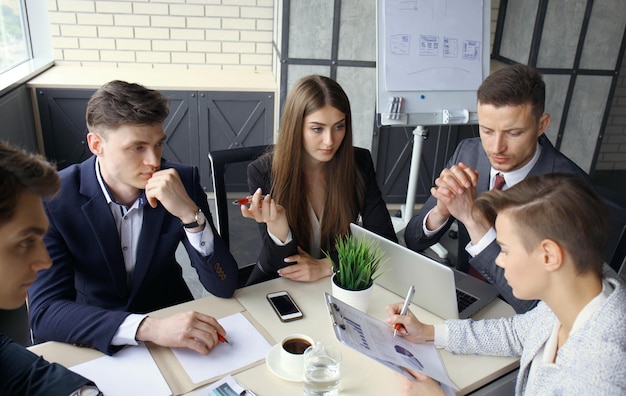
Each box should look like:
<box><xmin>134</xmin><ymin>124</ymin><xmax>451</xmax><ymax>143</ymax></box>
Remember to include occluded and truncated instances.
<box><xmin>326</xmin><ymin>233</ymin><xmax>387</xmax><ymax>291</ymax></box>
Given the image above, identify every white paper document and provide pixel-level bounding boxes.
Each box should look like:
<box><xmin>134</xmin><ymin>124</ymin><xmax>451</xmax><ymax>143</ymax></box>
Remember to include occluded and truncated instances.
<box><xmin>325</xmin><ymin>293</ymin><xmax>458</xmax><ymax>392</ymax></box>
<box><xmin>69</xmin><ymin>343</ymin><xmax>172</xmax><ymax>396</ymax></box>
<box><xmin>171</xmin><ymin>312</ymin><xmax>272</xmax><ymax>384</ymax></box>
<box><xmin>204</xmin><ymin>375</ymin><xmax>250</xmax><ymax>396</ymax></box>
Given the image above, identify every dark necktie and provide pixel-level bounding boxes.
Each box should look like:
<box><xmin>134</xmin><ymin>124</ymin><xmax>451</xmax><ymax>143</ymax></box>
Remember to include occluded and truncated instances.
<box><xmin>493</xmin><ymin>173</ymin><xmax>506</xmax><ymax>190</ymax></box>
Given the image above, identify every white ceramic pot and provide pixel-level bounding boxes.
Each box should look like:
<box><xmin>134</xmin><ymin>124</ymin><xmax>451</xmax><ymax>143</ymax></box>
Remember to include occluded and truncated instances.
<box><xmin>330</xmin><ymin>274</ymin><xmax>374</xmax><ymax>313</ymax></box>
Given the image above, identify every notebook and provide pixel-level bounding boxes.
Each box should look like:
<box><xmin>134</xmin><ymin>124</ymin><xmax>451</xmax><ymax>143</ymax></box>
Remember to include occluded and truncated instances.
<box><xmin>349</xmin><ymin>223</ymin><xmax>499</xmax><ymax>319</ymax></box>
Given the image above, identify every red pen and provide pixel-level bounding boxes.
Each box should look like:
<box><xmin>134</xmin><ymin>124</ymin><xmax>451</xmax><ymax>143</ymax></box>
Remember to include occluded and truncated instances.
<box><xmin>232</xmin><ymin>195</ymin><xmax>269</xmax><ymax>206</ymax></box>
<box><xmin>218</xmin><ymin>334</ymin><xmax>231</xmax><ymax>345</ymax></box>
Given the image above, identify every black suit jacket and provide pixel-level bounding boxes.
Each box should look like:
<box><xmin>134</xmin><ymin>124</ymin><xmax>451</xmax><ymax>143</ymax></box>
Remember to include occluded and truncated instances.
<box><xmin>29</xmin><ymin>156</ymin><xmax>238</xmax><ymax>355</ymax></box>
<box><xmin>246</xmin><ymin>147</ymin><xmax>397</xmax><ymax>285</ymax></box>
<box><xmin>405</xmin><ymin>135</ymin><xmax>592</xmax><ymax>313</ymax></box>
<box><xmin>0</xmin><ymin>333</ymin><xmax>95</xmax><ymax>394</ymax></box>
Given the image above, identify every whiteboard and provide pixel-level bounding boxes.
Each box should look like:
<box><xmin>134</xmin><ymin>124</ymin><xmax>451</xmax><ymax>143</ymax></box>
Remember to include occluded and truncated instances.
<box><xmin>377</xmin><ymin>0</ymin><xmax>491</xmax><ymax>126</ymax></box>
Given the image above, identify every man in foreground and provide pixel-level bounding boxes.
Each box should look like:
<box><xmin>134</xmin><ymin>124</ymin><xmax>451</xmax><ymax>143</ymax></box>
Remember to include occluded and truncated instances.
<box><xmin>0</xmin><ymin>140</ymin><xmax>101</xmax><ymax>395</ymax></box>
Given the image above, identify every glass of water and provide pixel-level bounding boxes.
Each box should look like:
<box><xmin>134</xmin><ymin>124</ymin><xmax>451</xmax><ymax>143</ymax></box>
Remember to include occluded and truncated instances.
<box><xmin>303</xmin><ymin>341</ymin><xmax>342</xmax><ymax>396</ymax></box>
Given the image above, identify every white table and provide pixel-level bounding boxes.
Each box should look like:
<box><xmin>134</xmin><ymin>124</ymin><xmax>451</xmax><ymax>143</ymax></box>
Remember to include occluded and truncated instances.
<box><xmin>30</xmin><ymin>277</ymin><xmax>519</xmax><ymax>395</ymax></box>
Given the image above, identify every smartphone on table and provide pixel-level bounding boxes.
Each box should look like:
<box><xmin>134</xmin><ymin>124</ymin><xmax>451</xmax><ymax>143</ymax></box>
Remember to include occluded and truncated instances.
<box><xmin>266</xmin><ymin>291</ymin><xmax>303</xmax><ymax>322</ymax></box>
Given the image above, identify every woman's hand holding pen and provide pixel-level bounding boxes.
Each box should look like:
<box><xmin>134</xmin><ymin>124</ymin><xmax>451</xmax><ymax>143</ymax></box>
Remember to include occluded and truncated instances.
<box><xmin>240</xmin><ymin>188</ymin><xmax>290</xmax><ymax>242</ymax></box>
<box><xmin>385</xmin><ymin>302</ymin><xmax>435</xmax><ymax>344</ymax></box>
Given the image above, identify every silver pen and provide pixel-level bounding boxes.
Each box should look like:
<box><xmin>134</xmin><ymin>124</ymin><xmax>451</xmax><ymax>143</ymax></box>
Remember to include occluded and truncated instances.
<box><xmin>393</xmin><ymin>285</ymin><xmax>415</xmax><ymax>337</ymax></box>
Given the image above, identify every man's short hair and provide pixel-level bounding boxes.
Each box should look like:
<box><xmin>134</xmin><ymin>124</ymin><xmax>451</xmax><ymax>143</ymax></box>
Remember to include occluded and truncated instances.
<box><xmin>474</xmin><ymin>173</ymin><xmax>607</xmax><ymax>277</ymax></box>
<box><xmin>0</xmin><ymin>141</ymin><xmax>60</xmax><ymax>224</ymax></box>
<box><xmin>86</xmin><ymin>80</ymin><xmax>169</xmax><ymax>135</ymax></box>
<box><xmin>477</xmin><ymin>64</ymin><xmax>546</xmax><ymax>120</ymax></box>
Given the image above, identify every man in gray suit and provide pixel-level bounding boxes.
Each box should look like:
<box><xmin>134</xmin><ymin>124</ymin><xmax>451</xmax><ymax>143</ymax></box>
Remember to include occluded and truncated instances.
<box><xmin>404</xmin><ymin>64</ymin><xmax>591</xmax><ymax>313</ymax></box>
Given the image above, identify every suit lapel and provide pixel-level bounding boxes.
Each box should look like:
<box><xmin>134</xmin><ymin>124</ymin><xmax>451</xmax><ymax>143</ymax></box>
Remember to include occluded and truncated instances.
<box><xmin>529</xmin><ymin>135</ymin><xmax>555</xmax><ymax>176</ymax></box>
<box><xmin>128</xmin><ymin>204</ymin><xmax>166</xmax><ymax>301</ymax></box>
<box><xmin>79</xmin><ymin>159</ymin><xmax>129</xmax><ymax>299</ymax></box>
<box><xmin>476</xmin><ymin>149</ymin><xmax>492</xmax><ymax>193</ymax></box>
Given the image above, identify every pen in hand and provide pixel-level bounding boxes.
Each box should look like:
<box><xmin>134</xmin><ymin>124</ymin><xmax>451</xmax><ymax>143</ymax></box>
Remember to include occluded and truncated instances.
<box><xmin>393</xmin><ymin>285</ymin><xmax>415</xmax><ymax>338</ymax></box>
<box><xmin>232</xmin><ymin>195</ymin><xmax>269</xmax><ymax>206</ymax></box>
<box><xmin>218</xmin><ymin>334</ymin><xmax>231</xmax><ymax>345</ymax></box>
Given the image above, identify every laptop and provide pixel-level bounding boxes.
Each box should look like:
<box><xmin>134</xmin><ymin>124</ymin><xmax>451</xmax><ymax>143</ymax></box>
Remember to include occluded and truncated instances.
<box><xmin>350</xmin><ymin>223</ymin><xmax>499</xmax><ymax>319</ymax></box>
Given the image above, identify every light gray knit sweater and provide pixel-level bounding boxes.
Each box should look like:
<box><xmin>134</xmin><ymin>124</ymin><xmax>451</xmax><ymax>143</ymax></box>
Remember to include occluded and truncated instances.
<box><xmin>445</xmin><ymin>269</ymin><xmax>626</xmax><ymax>395</ymax></box>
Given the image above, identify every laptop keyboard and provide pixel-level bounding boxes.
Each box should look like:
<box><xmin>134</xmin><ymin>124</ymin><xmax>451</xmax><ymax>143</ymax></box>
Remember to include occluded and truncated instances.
<box><xmin>456</xmin><ymin>289</ymin><xmax>478</xmax><ymax>312</ymax></box>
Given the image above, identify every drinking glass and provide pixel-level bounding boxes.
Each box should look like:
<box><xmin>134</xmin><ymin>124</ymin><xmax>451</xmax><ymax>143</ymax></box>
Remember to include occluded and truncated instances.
<box><xmin>303</xmin><ymin>341</ymin><xmax>341</xmax><ymax>396</ymax></box>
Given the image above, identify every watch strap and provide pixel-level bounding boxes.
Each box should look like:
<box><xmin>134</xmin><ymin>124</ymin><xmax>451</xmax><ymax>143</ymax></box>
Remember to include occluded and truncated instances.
<box><xmin>182</xmin><ymin>208</ymin><xmax>205</xmax><ymax>229</ymax></box>
<box><xmin>182</xmin><ymin>220</ymin><xmax>199</xmax><ymax>228</ymax></box>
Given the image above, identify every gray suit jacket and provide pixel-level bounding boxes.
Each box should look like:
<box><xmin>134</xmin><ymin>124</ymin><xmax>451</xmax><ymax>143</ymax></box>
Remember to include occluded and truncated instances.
<box><xmin>405</xmin><ymin>135</ymin><xmax>591</xmax><ymax>313</ymax></box>
<box><xmin>445</xmin><ymin>267</ymin><xmax>626</xmax><ymax>395</ymax></box>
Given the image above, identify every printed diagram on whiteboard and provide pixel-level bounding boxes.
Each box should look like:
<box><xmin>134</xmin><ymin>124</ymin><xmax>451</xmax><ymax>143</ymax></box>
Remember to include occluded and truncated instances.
<box><xmin>384</xmin><ymin>0</ymin><xmax>484</xmax><ymax>92</ymax></box>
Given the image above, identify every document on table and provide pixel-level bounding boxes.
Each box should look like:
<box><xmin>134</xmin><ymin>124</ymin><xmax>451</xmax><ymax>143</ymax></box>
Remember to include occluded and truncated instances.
<box><xmin>171</xmin><ymin>311</ymin><xmax>273</xmax><ymax>384</ymax></box>
<box><xmin>204</xmin><ymin>375</ymin><xmax>249</xmax><ymax>396</ymax></box>
<box><xmin>69</xmin><ymin>343</ymin><xmax>172</xmax><ymax>396</ymax></box>
<box><xmin>325</xmin><ymin>293</ymin><xmax>458</xmax><ymax>394</ymax></box>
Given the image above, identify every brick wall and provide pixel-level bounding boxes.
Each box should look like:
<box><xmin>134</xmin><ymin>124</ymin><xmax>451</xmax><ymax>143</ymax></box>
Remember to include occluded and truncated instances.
<box><xmin>46</xmin><ymin>0</ymin><xmax>626</xmax><ymax>171</ymax></box>
<box><xmin>597</xmin><ymin>50</ymin><xmax>626</xmax><ymax>171</ymax></box>
<box><xmin>47</xmin><ymin>0</ymin><xmax>274</xmax><ymax>71</ymax></box>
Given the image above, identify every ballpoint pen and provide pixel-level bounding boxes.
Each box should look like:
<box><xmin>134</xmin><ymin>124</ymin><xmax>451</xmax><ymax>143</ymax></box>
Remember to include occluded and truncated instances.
<box><xmin>393</xmin><ymin>285</ymin><xmax>415</xmax><ymax>338</ymax></box>
<box><xmin>232</xmin><ymin>195</ymin><xmax>269</xmax><ymax>206</ymax></box>
<box><xmin>218</xmin><ymin>334</ymin><xmax>231</xmax><ymax>345</ymax></box>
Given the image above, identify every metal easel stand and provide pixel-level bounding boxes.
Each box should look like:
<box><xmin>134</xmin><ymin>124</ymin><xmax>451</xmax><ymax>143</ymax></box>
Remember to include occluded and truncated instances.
<box><xmin>392</xmin><ymin>125</ymin><xmax>448</xmax><ymax>260</ymax></box>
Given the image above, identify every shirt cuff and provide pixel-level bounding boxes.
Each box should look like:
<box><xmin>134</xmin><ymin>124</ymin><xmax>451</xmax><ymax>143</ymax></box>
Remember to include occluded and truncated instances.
<box><xmin>465</xmin><ymin>227</ymin><xmax>496</xmax><ymax>257</ymax></box>
<box><xmin>423</xmin><ymin>208</ymin><xmax>447</xmax><ymax>237</ymax></box>
<box><xmin>111</xmin><ymin>313</ymin><xmax>148</xmax><ymax>346</ymax></box>
<box><xmin>185</xmin><ymin>224</ymin><xmax>214</xmax><ymax>256</ymax></box>
<box><xmin>268</xmin><ymin>229</ymin><xmax>293</xmax><ymax>246</ymax></box>
<box><xmin>433</xmin><ymin>323</ymin><xmax>449</xmax><ymax>349</ymax></box>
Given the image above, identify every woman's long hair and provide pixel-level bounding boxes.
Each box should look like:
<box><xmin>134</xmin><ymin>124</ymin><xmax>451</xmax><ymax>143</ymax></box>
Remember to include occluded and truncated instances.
<box><xmin>270</xmin><ymin>75</ymin><xmax>365</xmax><ymax>252</ymax></box>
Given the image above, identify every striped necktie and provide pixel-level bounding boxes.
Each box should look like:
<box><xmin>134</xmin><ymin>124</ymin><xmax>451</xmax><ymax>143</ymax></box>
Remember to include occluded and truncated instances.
<box><xmin>493</xmin><ymin>173</ymin><xmax>506</xmax><ymax>190</ymax></box>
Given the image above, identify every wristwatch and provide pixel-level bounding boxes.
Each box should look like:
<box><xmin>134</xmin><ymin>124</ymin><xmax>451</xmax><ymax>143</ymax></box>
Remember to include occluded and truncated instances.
<box><xmin>70</xmin><ymin>385</ymin><xmax>102</xmax><ymax>396</ymax></box>
<box><xmin>182</xmin><ymin>208</ymin><xmax>206</xmax><ymax>229</ymax></box>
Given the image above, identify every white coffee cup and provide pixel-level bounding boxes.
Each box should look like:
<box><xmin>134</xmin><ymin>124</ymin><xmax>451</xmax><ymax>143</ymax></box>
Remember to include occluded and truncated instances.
<box><xmin>280</xmin><ymin>333</ymin><xmax>314</xmax><ymax>376</ymax></box>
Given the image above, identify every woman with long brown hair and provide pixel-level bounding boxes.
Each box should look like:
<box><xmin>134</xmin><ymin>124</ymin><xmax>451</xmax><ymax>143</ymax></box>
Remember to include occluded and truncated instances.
<box><xmin>241</xmin><ymin>75</ymin><xmax>397</xmax><ymax>285</ymax></box>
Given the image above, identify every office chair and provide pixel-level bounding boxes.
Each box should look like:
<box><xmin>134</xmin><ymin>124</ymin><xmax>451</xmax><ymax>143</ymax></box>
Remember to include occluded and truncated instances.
<box><xmin>611</xmin><ymin>226</ymin><xmax>626</xmax><ymax>281</ymax></box>
<box><xmin>596</xmin><ymin>185</ymin><xmax>626</xmax><ymax>273</ymax></box>
<box><xmin>208</xmin><ymin>145</ymin><xmax>272</xmax><ymax>287</ymax></box>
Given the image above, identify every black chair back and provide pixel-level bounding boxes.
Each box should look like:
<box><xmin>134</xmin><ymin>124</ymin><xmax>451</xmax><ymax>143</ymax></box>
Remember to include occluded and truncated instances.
<box><xmin>208</xmin><ymin>145</ymin><xmax>271</xmax><ymax>248</ymax></box>
<box><xmin>208</xmin><ymin>145</ymin><xmax>272</xmax><ymax>287</ymax></box>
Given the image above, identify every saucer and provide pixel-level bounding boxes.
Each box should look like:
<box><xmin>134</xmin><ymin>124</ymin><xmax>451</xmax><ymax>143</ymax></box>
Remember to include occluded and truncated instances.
<box><xmin>266</xmin><ymin>344</ymin><xmax>304</xmax><ymax>382</ymax></box>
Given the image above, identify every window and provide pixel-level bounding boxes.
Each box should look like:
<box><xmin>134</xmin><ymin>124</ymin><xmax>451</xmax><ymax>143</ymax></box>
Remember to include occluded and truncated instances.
<box><xmin>0</xmin><ymin>1</ymin><xmax>30</xmax><ymax>74</ymax></box>
<box><xmin>0</xmin><ymin>0</ymin><xmax>53</xmax><ymax>94</ymax></box>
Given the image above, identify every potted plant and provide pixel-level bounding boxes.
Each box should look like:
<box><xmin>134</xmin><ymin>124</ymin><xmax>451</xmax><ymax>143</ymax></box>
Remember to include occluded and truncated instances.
<box><xmin>325</xmin><ymin>233</ymin><xmax>387</xmax><ymax>312</ymax></box>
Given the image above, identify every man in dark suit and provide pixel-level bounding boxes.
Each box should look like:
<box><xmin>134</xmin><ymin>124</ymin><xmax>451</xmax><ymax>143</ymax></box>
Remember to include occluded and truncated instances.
<box><xmin>0</xmin><ymin>141</ymin><xmax>101</xmax><ymax>395</ymax></box>
<box><xmin>29</xmin><ymin>80</ymin><xmax>238</xmax><ymax>355</ymax></box>
<box><xmin>404</xmin><ymin>64</ymin><xmax>591</xmax><ymax>314</ymax></box>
